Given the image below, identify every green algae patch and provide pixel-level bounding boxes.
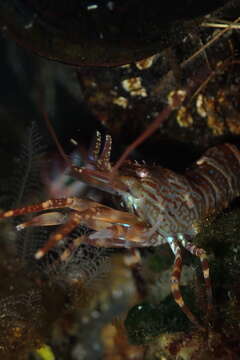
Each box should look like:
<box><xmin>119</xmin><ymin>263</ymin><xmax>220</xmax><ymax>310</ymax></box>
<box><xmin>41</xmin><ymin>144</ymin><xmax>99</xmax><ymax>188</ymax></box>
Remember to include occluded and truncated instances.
<box><xmin>125</xmin><ymin>287</ymin><xmax>199</xmax><ymax>345</ymax></box>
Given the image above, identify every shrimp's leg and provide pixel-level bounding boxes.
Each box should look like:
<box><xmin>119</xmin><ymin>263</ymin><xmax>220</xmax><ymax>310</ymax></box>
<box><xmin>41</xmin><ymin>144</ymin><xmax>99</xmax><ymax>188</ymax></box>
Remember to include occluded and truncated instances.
<box><xmin>0</xmin><ymin>198</ymin><xmax>80</xmax><ymax>219</ymax></box>
<box><xmin>0</xmin><ymin>197</ymin><xmax>149</xmax><ymax>257</ymax></box>
<box><xmin>36</xmin><ymin>212</ymin><xmax>148</xmax><ymax>258</ymax></box>
<box><xmin>35</xmin><ymin>212</ymin><xmax>84</xmax><ymax>259</ymax></box>
<box><xmin>0</xmin><ymin>198</ymin><xmax>118</xmax><ymax>220</ymax></box>
<box><xmin>168</xmin><ymin>236</ymin><xmax>205</xmax><ymax>331</ymax></box>
<box><xmin>184</xmin><ymin>242</ymin><xmax>213</xmax><ymax>313</ymax></box>
<box><xmin>16</xmin><ymin>212</ymin><xmax>67</xmax><ymax>230</ymax></box>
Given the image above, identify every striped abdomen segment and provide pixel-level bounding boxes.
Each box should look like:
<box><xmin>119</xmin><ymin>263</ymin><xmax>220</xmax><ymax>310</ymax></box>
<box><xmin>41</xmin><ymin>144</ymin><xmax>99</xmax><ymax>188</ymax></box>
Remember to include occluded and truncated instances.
<box><xmin>121</xmin><ymin>143</ymin><xmax>240</xmax><ymax>244</ymax></box>
<box><xmin>186</xmin><ymin>143</ymin><xmax>240</xmax><ymax>218</ymax></box>
<box><xmin>136</xmin><ymin>168</ymin><xmax>203</xmax><ymax>238</ymax></box>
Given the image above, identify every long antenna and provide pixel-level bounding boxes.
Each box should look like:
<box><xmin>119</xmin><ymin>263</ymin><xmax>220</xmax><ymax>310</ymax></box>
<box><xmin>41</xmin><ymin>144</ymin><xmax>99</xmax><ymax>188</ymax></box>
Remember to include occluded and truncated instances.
<box><xmin>41</xmin><ymin>108</ymin><xmax>72</xmax><ymax>168</ymax></box>
<box><xmin>112</xmin><ymin>91</ymin><xmax>185</xmax><ymax>173</ymax></box>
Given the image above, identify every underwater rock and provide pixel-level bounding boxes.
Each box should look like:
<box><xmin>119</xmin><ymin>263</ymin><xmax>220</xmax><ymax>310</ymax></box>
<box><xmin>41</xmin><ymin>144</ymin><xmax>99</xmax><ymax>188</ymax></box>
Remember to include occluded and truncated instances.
<box><xmin>0</xmin><ymin>0</ymin><xmax>231</xmax><ymax>66</ymax></box>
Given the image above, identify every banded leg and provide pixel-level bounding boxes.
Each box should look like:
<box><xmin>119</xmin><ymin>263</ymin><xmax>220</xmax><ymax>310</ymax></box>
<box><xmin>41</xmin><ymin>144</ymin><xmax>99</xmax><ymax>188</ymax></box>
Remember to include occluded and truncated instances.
<box><xmin>44</xmin><ymin>234</ymin><xmax>87</xmax><ymax>272</ymax></box>
<box><xmin>1</xmin><ymin>195</ymin><xmax>144</xmax><ymax>236</ymax></box>
<box><xmin>36</xmin><ymin>215</ymin><xmax>148</xmax><ymax>258</ymax></box>
<box><xmin>0</xmin><ymin>197</ymin><xmax>143</xmax><ymax>227</ymax></box>
<box><xmin>0</xmin><ymin>198</ymin><xmax>77</xmax><ymax>219</ymax></box>
<box><xmin>184</xmin><ymin>242</ymin><xmax>213</xmax><ymax>313</ymax></box>
<box><xmin>35</xmin><ymin>212</ymin><xmax>84</xmax><ymax>259</ymax></box>
<box><xmin>0</xmin><ymin>197</ymin><xmax>149</xmax><ymax>256</ymax></box>
<box><xmin>168</xmin><ymin>237</ymin><xmax>205</xmax><ymax>331</ymax></box>
<box><xmin>58</xmin><ymin>235</ymin><xmax>87</xmax><ymax>262</ymax></box>
<box><xmin>13</xmin><ymin>206</ymin><xmax>157</xmax><ymax>257</ymax></box>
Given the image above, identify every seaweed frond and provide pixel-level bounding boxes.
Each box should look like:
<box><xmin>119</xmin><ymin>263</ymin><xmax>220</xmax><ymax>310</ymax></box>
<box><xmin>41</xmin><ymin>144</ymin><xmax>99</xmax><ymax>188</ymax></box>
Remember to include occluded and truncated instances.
<box><xmin>8</xmin><ymin>121</ymin><xmax>46</xmax><ymax>208</ymax></box>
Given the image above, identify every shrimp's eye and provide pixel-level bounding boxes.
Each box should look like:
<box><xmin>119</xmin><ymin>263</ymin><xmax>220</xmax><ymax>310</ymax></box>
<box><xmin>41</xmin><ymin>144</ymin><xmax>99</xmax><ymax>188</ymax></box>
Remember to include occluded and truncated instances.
<box><xmin>1</xmin><ymin>1</ymin><xmax>230</xmax><ymax>66</ymax></box>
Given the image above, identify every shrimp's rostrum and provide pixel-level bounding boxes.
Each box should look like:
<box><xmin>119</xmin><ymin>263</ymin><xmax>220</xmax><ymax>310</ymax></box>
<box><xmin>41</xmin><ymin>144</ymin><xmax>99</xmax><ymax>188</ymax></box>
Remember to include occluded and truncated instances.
<box><xmin>2</xmin><ymin>132</ymin><xmax>240</xmax><ymax>330</ymax></box>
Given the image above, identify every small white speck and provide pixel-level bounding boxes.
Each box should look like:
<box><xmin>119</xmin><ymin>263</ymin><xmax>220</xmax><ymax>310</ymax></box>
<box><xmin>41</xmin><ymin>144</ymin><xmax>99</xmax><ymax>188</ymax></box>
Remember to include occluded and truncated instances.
<box><xmin>137</xmin><ymin>168</ymin><xmax>149</xmax><ymax>178</ymax></box>
<box><xmin>87</xmin><ymin>4</ymin><xmax>98</xmax><ymax>10</ymax></box>
<box><xmin>70</xmin><ymin>138</ymin><xmax>78</xmax><ymax>146</ymax></box>
<box><xmin>196</xmin><ymin>156</ymin><xmax>207</xmax><ymax>166</ymax></box>
<box><xmin>137</xmin><ymin>305</ymin><xmax>143</xmax><ymax>310</ymax></box>
<box><xmin>35</xmin><ymin>249</ymin><xmax>44</xmax><ymax>260</ymax></box>
<box><xmin>16</xmin><ymin>224</ymin><xmax>25</xmax><ymax>231</ymax></box>
<box><xmin>122</xmin><ymin>223</ymin><xmax>130</xmax><ymax>228</ymax></box>
<box><xmin>24</xmin><ymin>14</ymin><xmax>37</xmax><ymax>30</ymax></box>
<box><xmin>24</xmin><ymin>21</ymin><xmax>34</xmax><ymax>30</ymax></box>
